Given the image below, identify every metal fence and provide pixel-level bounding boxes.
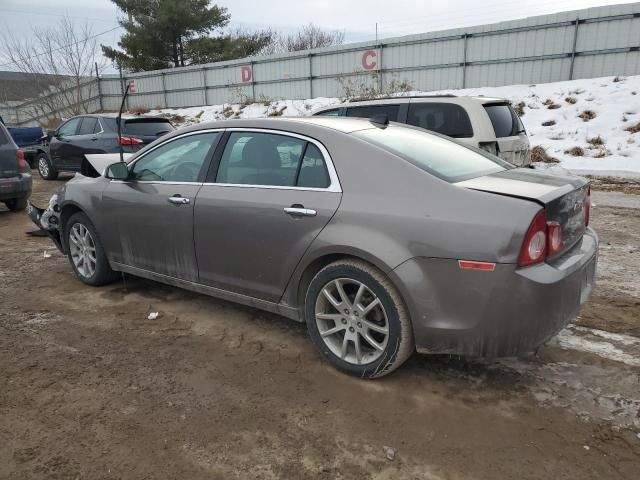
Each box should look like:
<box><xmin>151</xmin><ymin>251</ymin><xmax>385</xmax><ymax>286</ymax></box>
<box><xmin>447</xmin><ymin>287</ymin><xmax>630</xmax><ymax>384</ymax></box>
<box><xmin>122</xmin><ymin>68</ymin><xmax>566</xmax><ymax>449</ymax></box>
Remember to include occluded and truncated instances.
<box><xmin>3</xmin><ymin>2</ymin><xmax>640</xmax><ymax>126</ymax></box>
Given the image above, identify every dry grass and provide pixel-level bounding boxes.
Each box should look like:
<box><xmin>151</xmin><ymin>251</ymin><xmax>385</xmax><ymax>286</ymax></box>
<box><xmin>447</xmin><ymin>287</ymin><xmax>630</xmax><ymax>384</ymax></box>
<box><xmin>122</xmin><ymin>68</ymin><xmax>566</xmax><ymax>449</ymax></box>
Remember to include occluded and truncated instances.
<box><xmin>564</xmin><ymin>146</ymin><xmax>585</xmax><ymax>157</ymax></box>
<box><xmin>587</xmin><ymin>135</ymin><xmax>605</xmax><ymax>146</ymax></box>
<box><xmin>578</xmin><ymin>110</ymin><xmax>596</xmax><ymax>122</ymax></box>
<box><xmin>530</xmin><ymin>145</ymin><xmax>559</xmax><ymax>163</ymax></box>
<box><xmin>129</xmin><ymin>105</ymin><xmax>150</xmax><ymax>114</ymax></box>
<box><xmin>625</xmin><ymin>121</ymin><xmax>640</xmax><ymax>134</ymax></box>
<box><xmin>613</xmin><ymin>76</ymin><xmax>624</xmax><ymax>83</ymax></box>
<box><xmin>541</xmin><ymin>120</ymin><xmax>556</xmax><ymax>127</ymax></box>
<box><xmin>513</xmin><ymin>101</ymin><xmax>525</xmax><ymax>116</ymax></box>
<box><xmin>222</xmin><ymin>106</ymin><xmax>234</xmax><ymax>118</ymax></box>
<box><xmin>565</xmin><ymin>96</ymin><xmax>577</xmax><ymax>104</ymax></box>
<box><xmin>195</xmin><ymin>110</ymin><xmax>205</xmax><ymax>119</ymax></box>
<box><xmin>162</xmin><ymin>113</ymin><xmax>185</xmax><ymax>124</ymax></box>
<box><xmin>546</xmin><ymin>103</ymin><xmax>561</xmax><ymax>110</ymax></box>
<box><xmin>268</xmin><ymin>106</ymin><xmax>287</xmax><ymax>117</ymax></box>
<box><xmin>591</xmin><ymin>147</ymin><xmax>610</xmax><ymax>158</ymax></box>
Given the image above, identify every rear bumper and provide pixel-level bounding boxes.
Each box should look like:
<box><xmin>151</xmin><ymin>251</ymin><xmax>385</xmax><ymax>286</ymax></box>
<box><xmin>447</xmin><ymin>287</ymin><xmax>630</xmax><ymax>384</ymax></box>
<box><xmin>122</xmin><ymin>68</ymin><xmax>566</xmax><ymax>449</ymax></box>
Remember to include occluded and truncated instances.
<box><xmin>391</xmin><ymin>228</ymin><xmax>598</xmax><ymax>357</ymax></box>
<box><xmin>0</xmin><ymin>173</ymin><xmax>32</xmax><ymax>201</ymax></box>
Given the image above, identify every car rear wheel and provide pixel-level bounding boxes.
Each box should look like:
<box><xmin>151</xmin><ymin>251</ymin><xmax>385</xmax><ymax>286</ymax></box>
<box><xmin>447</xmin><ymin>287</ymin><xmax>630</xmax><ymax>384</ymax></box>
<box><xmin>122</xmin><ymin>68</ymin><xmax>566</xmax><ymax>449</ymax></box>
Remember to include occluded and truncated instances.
<box><xmin>37</xmin><ymin>153</ymin><xmax>58</xmax><ymax>180</ymax></box>
<box><xmin>4</xmin><ymin>197</ymin><xmax>28</xmax><ymax>212</ymax></box>
<box><xmin>305</xmin><ymin>259</ymin><xmax>414</xmax><ymax>378</ymax></box>
<box><xmin>65</xmin><ymin>212</ymin><xmax>118</xmax><ymax>286</ymax></box>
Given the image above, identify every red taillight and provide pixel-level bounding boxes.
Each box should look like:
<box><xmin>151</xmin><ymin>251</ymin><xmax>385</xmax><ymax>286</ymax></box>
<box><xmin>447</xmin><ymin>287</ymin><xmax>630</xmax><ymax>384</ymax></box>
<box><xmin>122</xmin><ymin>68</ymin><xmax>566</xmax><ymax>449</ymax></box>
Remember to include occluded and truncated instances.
<box><xmin>118</xmin><ymin>135</ymin><xmax>143</xmax><ymax>145</ymax></box>
<box><xmin>584</xmin><ymin>185</ymin><xmax>591</xmax><ymax>226</ymax></box>
<box><xmin>16</xmin><ymin>150</ymin><xmax>29</xmax><ymax>170</ymax></box>
<box><xmin>518</xmin><ymin>210</ymin><xmax>548</xmax><ymax>267</ymax></box>
<box><xmin>458</xmin><ymin>260</ymin><xmax>496</xmax><ymax>271</ymax></box>
<box><xmin>547</xmin><ymin>221</ymin><xmax>563</xmax><ymax>256</ymax></box>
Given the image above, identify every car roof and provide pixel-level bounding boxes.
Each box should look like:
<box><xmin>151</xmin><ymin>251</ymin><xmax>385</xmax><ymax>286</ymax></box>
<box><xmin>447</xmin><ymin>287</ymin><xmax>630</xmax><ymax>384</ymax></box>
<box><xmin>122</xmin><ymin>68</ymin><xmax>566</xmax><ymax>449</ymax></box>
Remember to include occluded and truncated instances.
<box><xmin>312</xmin><ymin>95</ymin><xmax>511</xmax><ymax>114</ymax></box>
<box><xmin>184</xmin><ymin>116</ymin><xmax>383</xmax><ymax>134</ymax></box>
<box><xmin>70</xmin><ymin>113</ymin><xmax>170</xmax><ymax>121</ymax></box>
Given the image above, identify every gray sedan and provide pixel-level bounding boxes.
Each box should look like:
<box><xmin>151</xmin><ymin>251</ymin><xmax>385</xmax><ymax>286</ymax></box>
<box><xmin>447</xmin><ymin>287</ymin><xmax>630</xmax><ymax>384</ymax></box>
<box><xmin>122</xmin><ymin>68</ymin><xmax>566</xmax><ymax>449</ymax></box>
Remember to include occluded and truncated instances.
<box><xmin>29</xmin><ymin>117</ymin><xmax>598</xmax><ymax>378</ymax></box>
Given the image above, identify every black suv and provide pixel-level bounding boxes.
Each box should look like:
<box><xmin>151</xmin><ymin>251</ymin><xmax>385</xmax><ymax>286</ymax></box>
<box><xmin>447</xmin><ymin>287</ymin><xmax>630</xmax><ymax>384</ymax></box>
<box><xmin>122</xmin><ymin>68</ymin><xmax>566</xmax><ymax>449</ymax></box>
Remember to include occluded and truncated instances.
<box><xmin>36</xmin><ymin>114</ymin><xmax>175</xmax><ymax>180</ymax></box>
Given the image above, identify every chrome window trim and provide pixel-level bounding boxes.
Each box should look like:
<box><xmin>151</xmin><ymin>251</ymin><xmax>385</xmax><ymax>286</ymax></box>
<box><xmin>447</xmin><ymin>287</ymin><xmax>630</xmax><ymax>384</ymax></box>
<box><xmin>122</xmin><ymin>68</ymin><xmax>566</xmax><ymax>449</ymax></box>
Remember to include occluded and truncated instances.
<box><xmin>210</xmin><ymin>127</ymin><xmax>342</xmax><ymax>193</ymax></box>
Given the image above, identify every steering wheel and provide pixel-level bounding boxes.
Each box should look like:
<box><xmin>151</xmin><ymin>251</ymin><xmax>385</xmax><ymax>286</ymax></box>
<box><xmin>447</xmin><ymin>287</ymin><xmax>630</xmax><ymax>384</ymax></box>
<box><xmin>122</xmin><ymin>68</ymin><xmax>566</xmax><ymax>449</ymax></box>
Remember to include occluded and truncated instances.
<box><xmin>172</xmin><ymin>161</ymin><xmax>201</xmax><ymax>182</ymax></box>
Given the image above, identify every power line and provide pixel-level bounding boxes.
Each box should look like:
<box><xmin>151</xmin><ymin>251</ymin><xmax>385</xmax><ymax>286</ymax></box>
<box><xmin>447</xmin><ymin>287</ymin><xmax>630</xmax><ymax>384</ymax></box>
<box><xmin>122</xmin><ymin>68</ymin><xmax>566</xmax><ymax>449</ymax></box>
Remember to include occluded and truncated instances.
<box><xmin>0</xmin><ymin>26</ymin><xmax>122</xmax><ymax>69</ymax></box>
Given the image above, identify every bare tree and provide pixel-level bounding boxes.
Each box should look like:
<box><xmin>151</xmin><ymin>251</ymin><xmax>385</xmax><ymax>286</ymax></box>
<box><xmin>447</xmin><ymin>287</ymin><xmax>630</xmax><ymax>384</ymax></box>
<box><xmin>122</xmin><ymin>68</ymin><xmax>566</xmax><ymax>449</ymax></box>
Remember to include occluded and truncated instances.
<box><xmin>261</xmin><ymin>23</ymin><xmax>345</xmax><ymax>55</ymax></box>
<box><xmin>0</xmin><ymin>16</ymin><xmax>106</xmax><ymax>126</ymax></box>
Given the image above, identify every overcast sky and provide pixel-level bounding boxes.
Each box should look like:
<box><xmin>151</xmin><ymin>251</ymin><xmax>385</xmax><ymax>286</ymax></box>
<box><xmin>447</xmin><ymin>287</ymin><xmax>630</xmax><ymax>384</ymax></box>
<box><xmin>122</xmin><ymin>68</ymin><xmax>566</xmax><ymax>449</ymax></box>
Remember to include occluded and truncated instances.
<box><xmin>0</xmin><ymin>0</ymin><xmax>637</xmax><ymax>73</ymax></box>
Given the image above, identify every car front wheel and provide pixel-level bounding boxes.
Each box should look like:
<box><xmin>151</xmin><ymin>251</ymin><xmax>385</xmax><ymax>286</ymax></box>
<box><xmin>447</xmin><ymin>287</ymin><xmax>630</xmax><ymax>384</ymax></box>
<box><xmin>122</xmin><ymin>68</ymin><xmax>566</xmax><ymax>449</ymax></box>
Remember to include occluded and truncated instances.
<box><xmin>37</xmin><ymin>153</ymin><xmax>58</xmax><ymax>180</ymax></box>
<box><xmin>305</xmin><ymin>259</ymin><xmax>414</xmax><ymax>378</ymax></box>
<box><xmin>65</xmin><ymin>212</ymin><xmax>118</xmax><ymax>286</ymax></box>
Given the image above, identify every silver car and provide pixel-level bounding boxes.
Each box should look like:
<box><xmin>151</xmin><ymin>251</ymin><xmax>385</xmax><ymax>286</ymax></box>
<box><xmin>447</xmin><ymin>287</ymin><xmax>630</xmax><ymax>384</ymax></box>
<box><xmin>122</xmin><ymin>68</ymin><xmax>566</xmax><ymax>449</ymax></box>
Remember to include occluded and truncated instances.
<box><xmin>29</xmin><ymin>117</ymin><xmax>597</xmax><ymax>378</ymax></box>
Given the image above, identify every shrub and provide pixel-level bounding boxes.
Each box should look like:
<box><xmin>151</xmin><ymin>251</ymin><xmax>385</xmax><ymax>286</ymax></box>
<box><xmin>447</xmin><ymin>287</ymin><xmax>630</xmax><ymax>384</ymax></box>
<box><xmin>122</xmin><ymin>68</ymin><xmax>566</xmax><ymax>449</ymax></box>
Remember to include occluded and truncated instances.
<box><xmin>530</xmin><ymin>145</ymin><xmax>559</xmax><ymax>163</ymax></box>
<box><xmin>613</xmin><ymin>76</ymin><xmax>624</xmax><ymax>82</ymax></box>
<box><xmin>564</xmin><ymin>146</ymin><xmax>585</xmax><ymax>156</ymax></box>
<box><xmin>625</xmin><ymin>122</ymin><xmax>640</xmax><ymax>134</ymax></box>
<box><xmin>587</xmin><ymin>135</ymin><xmax>605</xmax><ymax>146</ymax></box>
<box><xmin>195</xmin><ymin>110</ymin><xmax>205</xmax><ymax>119</ymax></box>
<box><xmin>578</xmin><ymin>110</ymin><xmax>596</xmax><ymax>122</ymax></box>
<box><xmin>547</xmin><ymin>103</ymin><xmax>561</xmax><ymax>110</ymax></box>
<box><xmin>565</xmin><ymin>96</ymin><xmax>577</xmax><ymax>104</ymax></box>
<box><xmin>268</xmin><ymin>106</ymin><xmax>287</xmax><ymax>117</ymax></box>
<box><xmin>541</xmin><ymin>120</ymin><xmax>556</xmax><ymax>127</ymax></box>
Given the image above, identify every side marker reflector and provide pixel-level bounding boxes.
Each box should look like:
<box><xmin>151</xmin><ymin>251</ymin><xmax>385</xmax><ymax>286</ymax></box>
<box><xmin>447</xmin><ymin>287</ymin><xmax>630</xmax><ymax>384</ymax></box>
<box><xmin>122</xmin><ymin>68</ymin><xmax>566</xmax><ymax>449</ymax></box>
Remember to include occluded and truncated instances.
<box><xmin>458</xmin><ymin>260</ymin><xmax>496</xmax><ymax>271</ymax></box>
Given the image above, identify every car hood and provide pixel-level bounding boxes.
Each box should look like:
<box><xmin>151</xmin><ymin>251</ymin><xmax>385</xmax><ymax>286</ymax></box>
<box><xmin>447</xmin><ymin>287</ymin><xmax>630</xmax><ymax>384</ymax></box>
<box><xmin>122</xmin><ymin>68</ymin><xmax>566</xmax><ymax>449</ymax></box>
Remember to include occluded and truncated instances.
<box><xmin>84</xmin><ymin>153</ymin><xmax>133</xmax><ymax>176</ymax></box>
<box><xmin>455</xmin><ymin>168</ymin><xmax>586</xmax><ymax>205</ymax></box>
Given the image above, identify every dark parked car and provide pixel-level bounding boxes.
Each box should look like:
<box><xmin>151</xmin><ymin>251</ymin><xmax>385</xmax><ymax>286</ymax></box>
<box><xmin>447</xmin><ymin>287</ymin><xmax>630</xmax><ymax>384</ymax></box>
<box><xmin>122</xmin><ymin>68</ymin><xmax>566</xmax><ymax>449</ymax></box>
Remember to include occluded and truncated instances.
<box><xmin>29</xmin><ymin>117</ymin><xmax>597</xmax><ymax>378</ymax></box>
<box><xmin>0</xmin><ymin>120</ymin><xmax>32</xmax><ymax>211</ymax></box>
<box><xmin>36</xmin><ymin>114</ymin><xmax>175</xmax><ymax>180</ymax></box>
<box><xmin>0</xmin><ymin>115</ymin><xmax>44</xmax><ymax>168</ymax></box>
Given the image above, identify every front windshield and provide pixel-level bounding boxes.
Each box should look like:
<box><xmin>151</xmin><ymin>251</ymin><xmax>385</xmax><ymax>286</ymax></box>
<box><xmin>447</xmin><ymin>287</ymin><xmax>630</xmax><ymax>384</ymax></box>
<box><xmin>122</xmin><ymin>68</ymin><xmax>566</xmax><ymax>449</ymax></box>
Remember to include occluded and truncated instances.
<box><xmin>352</xmin><ymin>125</ymin><xmax>513</xmax><ymax>183</ymax></box>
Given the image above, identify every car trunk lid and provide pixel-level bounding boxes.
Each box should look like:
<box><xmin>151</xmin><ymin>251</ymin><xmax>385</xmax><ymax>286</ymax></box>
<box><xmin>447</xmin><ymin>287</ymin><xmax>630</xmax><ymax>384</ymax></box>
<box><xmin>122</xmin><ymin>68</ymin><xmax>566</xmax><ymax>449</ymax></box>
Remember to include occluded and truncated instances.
<box><xmin>456</xmin><ymin>168</ymin><xmax>589</xmax><ymax>256</ymax></box>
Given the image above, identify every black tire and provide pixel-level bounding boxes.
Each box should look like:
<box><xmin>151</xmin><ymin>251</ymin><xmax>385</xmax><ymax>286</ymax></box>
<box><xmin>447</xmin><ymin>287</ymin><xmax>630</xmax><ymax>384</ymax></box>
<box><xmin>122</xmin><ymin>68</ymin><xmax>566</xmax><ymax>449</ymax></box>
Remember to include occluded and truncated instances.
<box><xmin>4</xmin><ymin>197</ymin><xmax>28</xmax><ymax>212</ymax></box>
<box><xmin>64</xmin><ymin>212</ymin><xmax>118</xmax><ymax>286</ymax></box>
<box><xmin>305</xmin><ymin>259</ymin><xmax>414</xmax><ymax>378</ymax></box>
<box><xmin>37</xmin><ymin>152</ymin><xmax>58</xmax><ymax>180</ymax></box>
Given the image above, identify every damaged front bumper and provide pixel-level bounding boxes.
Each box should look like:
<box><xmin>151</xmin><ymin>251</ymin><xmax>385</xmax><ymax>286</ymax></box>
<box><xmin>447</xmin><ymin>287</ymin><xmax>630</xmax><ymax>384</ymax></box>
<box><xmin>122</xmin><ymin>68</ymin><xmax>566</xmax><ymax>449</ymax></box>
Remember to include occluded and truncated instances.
<box><xmin>27</xmin><ymin>194</ymin><xmax>64</xmax><ymax>253</ymax></box>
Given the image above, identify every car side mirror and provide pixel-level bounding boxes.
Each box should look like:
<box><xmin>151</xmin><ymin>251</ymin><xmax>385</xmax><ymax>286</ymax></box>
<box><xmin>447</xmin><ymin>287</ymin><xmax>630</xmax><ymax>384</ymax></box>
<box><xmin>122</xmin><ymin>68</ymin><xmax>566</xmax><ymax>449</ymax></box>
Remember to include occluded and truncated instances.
<box><xmin>105</xmin><ymin>162</ymin><xmax>129</xmax><ymax>180</ymax></box>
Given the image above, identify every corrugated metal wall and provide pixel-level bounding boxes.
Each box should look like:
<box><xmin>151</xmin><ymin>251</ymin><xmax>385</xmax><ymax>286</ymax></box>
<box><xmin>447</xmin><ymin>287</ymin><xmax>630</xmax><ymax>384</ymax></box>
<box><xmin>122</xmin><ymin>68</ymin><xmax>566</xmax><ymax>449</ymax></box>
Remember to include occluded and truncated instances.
<box><xmin>5</xmin><ymin>3</ymin><xmax>640</xmax><ymax>126</ymax></box>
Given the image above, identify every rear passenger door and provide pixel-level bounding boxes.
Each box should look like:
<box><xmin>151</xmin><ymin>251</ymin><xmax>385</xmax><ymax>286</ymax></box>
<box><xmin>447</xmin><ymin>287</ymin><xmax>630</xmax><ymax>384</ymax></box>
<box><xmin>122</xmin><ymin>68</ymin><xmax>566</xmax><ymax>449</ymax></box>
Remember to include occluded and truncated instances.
<box><xmin>50</xmin><ymin>117</ymin><xmax>82</xmax><ymax>170</ymax></box>
<box><xmin>406</xmin><ymin>102</ymin><xmax>474</xmax><ymax>139</ymax></box>
<box><xmin>68</xmin><ymin>116</ymin><xmax>101</xmax><ymax>170</ymax></box>
<box><xmin>194</xmin><ymin>130</ymin><xmax>342</xmax><ymax>302</ymax></box>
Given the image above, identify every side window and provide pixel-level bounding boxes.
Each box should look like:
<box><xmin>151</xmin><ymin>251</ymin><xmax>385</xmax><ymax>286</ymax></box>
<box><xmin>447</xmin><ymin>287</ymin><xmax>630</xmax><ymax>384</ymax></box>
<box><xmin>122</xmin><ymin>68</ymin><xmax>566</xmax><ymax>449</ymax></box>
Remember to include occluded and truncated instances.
<box><xmin>345</xmin><ymin>104</ymin><xmax>400</xmax><ymax>121</ymax></box>
<box><xmin>315</xmin><ymin>109</ymin><xmax>340</xmax><ymax>117</ymax></box>
<box><xmin>297</xmin><ymin>144</ymin><xmax>330</xmax><ymax>188</ymax></box>
<box><xmin>131</xmin><ymin>132</ymin><xmax>219</xmax><ymax>182</ymax></box>
<box><xmin>216</xmin><ymin>132</ymin><xmax>305</xmax><ymax>187</ymax></box>
<box><xmin>407</xmin><ymin>103</ymin><xmax>473</xmax><ymax>138</ymax></box>
<box><xmin>78</xmin><ymin>117</ymin><xmax>99</xmax><ymax>135</ymax></box>
<box><xmin>57</xmin><ymin>118</ymin><xmax>82</xmax><ymax>137</ymax></box>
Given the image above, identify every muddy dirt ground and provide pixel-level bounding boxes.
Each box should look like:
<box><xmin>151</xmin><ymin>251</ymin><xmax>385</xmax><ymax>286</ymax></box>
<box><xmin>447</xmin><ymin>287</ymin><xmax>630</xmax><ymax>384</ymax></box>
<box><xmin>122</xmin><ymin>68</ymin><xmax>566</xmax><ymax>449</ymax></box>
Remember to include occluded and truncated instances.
<box><xmin>1</xmin><ymin>176</ymin><xmax>639</xmax><ymax>479</ymax></box>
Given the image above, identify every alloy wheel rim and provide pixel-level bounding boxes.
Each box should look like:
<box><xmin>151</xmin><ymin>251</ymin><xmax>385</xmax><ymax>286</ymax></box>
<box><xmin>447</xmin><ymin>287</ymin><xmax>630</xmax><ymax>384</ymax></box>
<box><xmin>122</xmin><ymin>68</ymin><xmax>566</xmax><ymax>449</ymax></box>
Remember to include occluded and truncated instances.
<box><xmin>38</xmin><ymin>157</ymin><xmax>49</xmax><ymax>177</ymax></box>
<box><xmin>69</xmin><ymin>223</ymin><xmax>97</xmax><ymax>279</ymax></box>
<box><xmin>315</xmin><ymin>278</ymin><xmax>389</xmax><ymax>365</ymax></box>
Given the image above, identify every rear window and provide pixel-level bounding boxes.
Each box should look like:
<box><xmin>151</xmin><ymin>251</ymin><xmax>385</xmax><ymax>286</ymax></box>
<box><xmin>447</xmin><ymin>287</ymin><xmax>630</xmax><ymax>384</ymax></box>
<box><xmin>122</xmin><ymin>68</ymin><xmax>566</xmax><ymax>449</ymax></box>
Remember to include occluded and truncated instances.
<box><xmin>353</xmin><ymin>126</ymin><xmax>513</xmax><ymax>183</ymax></box>
<box><xmin>124</xmin><ymin>119</ymin><xmax>175</xmax><ymax>137</ymax></box>
<box><xmin>407</xmin><ymin>103</ymin><xmax>473</xmax><ymax>138</ymax></box>
<box><xmin>345</xmin><ymin>104</ymin><xmax>400</xmax><ymax>121</ymax></box>
<box><xmin>0</xmin><ymin>125</ymin><xmax>8</xmax><ymax>145</ymax></box>
<box><xmin>484</xmin><ymin>104</ymin><xmax>523</xmax><ymax>138</ymax></box>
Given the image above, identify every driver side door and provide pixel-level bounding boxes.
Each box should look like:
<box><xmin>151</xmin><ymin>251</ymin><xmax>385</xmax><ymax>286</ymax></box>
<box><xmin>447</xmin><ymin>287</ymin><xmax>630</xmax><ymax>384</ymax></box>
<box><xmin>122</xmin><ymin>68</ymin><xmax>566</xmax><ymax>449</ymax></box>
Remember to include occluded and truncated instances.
<box><xmin>101</xmin><ymin>131</ymin><xmax>221</xmax><ymax>281</ymax></box>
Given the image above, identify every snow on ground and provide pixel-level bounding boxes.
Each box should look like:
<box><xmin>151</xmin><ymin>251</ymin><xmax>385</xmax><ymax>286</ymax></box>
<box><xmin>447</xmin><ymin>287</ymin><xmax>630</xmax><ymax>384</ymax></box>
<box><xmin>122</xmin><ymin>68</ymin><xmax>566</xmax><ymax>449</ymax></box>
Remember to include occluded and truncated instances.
<box><xmin>148</xmin><ymin>75</ymin><xmax>640</xmax><ymax>177</ymax></box>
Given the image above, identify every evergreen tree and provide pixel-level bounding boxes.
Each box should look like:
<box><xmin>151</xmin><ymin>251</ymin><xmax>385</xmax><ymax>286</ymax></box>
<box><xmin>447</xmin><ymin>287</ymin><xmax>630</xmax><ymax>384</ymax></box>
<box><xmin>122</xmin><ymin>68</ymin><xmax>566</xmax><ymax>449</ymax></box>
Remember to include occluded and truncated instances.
<box><xmin>102</xmin><ymin>0</ymin><xmax>230</xmax><ymax>71</ymax></box>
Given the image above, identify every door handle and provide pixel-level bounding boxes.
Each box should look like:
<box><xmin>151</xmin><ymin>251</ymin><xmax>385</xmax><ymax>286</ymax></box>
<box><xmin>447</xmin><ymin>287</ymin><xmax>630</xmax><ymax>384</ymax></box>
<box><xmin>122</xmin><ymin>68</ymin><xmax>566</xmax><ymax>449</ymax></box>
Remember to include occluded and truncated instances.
<box><xmin>168</xmin><ymin>195</ymin><xmax>190</xmax><ymax>206</ymax></box>
<box><xmin>90</xmin><ymin>137</ymin><xmax>98</xmax><ymax>141</ymax></box>
<box><xmin>284</xmin><ymin>206</ymin><xmax>316</xmax><ymax>217</ymax></box>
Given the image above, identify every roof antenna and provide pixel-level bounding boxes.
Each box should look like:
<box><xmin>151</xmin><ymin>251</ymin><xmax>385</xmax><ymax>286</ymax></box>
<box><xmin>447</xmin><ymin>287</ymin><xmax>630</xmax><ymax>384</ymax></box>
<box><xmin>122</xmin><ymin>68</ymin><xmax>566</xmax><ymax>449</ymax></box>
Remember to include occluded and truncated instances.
<box><xmin>369</xmin><ymin>113</ymin><xmax>389</xmax><ymax>128</ymax></box>
<box><xmin>117</xmin><ymin>81</ymin><xmax>131</xmax><ymax>163</ymax></box>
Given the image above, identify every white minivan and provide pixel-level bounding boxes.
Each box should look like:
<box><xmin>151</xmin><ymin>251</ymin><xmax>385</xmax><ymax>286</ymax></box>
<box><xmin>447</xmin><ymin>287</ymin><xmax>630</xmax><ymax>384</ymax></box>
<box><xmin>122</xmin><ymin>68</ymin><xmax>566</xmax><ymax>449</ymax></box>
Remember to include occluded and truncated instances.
<box><xmin>312</xmin><ymin>95</ymin><xmax>531</xmax><ymax>167</ymax></box>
